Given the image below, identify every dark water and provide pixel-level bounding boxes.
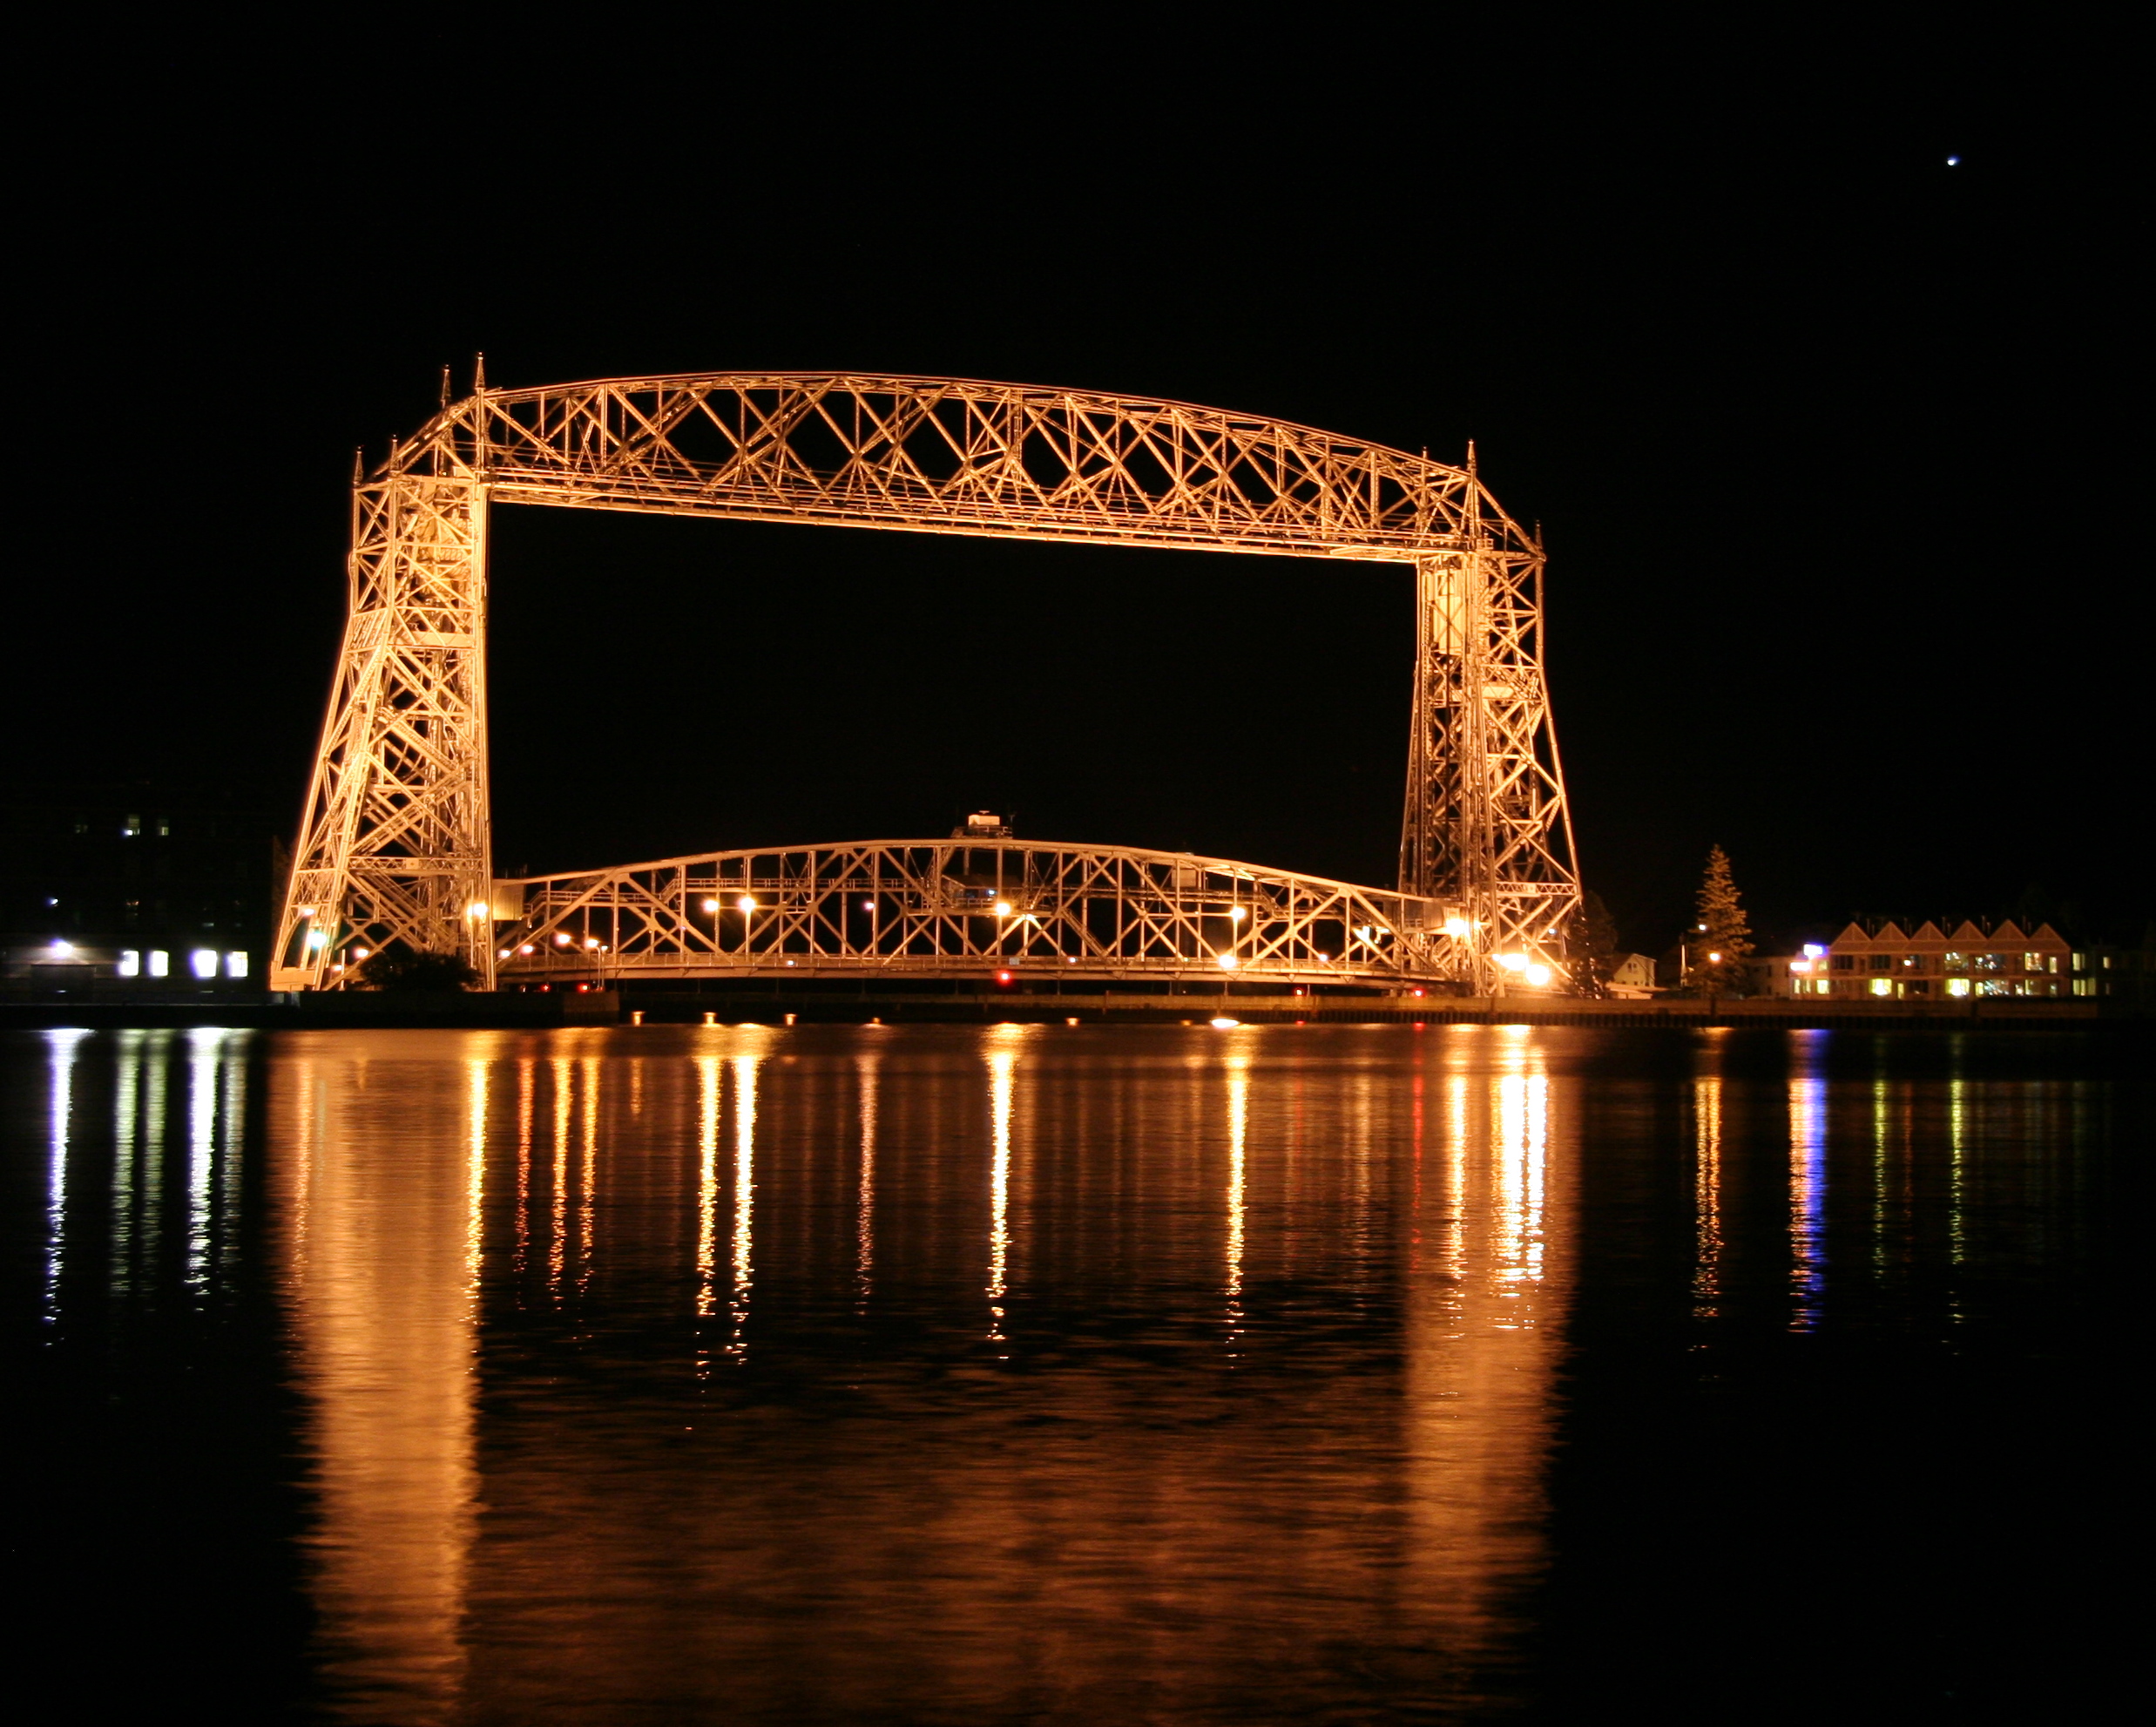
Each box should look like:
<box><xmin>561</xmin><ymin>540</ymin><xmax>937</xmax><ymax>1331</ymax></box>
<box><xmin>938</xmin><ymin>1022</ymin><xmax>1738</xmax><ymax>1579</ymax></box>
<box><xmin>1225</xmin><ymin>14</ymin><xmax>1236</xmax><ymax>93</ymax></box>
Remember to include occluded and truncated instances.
<box><xmin>6</xmin><ymin>1025</ymin><xmax>2138</xmax><ymax>1723</ymax></box>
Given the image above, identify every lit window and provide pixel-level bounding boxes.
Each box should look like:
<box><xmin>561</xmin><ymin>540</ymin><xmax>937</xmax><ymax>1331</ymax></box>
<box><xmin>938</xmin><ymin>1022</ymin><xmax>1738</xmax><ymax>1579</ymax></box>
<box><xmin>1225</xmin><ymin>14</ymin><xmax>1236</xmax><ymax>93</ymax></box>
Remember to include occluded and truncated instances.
<box><xmin>1946</xmin><ymin>979</ymin><xmax>1970</xmax><ymax>997</ymax></box>
<box><xmin>118</xmin><ymin>950</ymin><xmax>141</xmax><ymax>978</ymax></box>
<box><xmin>190</xmin><ymin>949</ymin><xmax>219</xmax><ymax>979</ymax></box>
<box><xmin>226</xmin><ymin>952</ymin><xmax>248</xmax><ymax>979</ymax></box>
<box><xmin>122</xmin><ymin>813</ymin><xmax>141</xmax><ymax>837</ymax></box>
<box><xmin>1870</xmin><ymin>978</ymin><xmax>1893</xmax><ymax>996</ymax></box>
<box><xmin>148</xmin><ymin>951</ymin><xmax>170</xmax><ymax>978</ymax></box>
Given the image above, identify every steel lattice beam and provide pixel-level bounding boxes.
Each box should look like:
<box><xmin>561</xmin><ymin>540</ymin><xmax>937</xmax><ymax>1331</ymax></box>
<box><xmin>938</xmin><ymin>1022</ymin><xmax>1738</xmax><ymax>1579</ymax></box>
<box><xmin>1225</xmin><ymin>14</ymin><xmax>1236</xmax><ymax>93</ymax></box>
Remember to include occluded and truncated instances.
<box><xmin>273</xmin><ymin>373</ymin><xmax>1582</xmax><ymax>992</ymax></box>
<box><xmin>486</xmin><ymin>840</ymin><xmax>1470</xmax><ymax>988</ymax></box>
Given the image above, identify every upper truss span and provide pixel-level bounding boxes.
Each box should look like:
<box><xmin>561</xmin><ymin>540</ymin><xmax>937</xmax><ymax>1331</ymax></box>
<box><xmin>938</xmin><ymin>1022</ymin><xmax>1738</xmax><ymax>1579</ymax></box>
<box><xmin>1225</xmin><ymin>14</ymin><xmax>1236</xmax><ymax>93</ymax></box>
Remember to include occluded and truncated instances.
<box><xmin>389</xmin><ymin>370</ymin><xmax>1538</xmax><ymax>563</ymax></box>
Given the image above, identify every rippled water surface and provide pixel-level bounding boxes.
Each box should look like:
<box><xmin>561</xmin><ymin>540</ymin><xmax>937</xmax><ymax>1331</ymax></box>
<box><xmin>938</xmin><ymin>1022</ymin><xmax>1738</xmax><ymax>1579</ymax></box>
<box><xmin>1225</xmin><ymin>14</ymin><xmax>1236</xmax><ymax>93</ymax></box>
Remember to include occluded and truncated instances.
<box><xmin>7</xmin><ymin>1025</ymin><xmax>2137</xmax><ymax>1723</ymax></box>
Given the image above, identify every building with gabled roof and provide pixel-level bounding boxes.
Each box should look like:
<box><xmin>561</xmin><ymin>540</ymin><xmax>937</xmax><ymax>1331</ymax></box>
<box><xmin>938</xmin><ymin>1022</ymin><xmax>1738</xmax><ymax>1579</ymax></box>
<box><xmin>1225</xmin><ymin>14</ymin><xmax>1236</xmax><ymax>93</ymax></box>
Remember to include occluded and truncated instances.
<box><xmin>1774</xmin><ymin>917</ymin><xmax>2085</xmax><ymax>1000</ymax></box>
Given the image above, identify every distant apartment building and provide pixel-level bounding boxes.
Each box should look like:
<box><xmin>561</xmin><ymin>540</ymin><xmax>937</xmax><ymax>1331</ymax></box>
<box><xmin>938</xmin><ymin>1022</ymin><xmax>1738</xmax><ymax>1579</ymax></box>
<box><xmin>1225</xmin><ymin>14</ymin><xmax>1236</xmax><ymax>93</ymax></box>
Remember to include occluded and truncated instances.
<box><xmin>1770</xmin><ymin>919</ymin><xmax>2115</xmax><ymax>1000</ymax></box>
<box><xmin>1</xmin><ymin>785</ymin><xmax>281</xmax><ymax>990</ymax></box>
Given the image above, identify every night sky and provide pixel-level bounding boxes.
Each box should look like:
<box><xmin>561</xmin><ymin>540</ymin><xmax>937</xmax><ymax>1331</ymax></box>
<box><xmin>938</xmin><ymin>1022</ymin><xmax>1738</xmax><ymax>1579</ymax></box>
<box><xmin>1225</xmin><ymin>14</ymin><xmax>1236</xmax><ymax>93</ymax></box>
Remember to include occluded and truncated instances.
<box><xmin>16</xmin><ymin>25</ymin><xmax>2139</xmax><ymax>955</ymax></box>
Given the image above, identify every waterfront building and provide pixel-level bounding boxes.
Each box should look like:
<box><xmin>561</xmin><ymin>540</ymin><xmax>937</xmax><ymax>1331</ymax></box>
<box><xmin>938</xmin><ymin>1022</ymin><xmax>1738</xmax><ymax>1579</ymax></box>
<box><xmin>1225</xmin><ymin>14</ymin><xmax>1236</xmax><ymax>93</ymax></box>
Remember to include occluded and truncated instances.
<box><xmin>1780</xmin><ymin>919</ymin><xmax>2083</xmax><ymax>999</ymax></box>
<box><xmin>0</xmin><ymin>784</ymin><xmax>280</xmax><ymax>991</ymax></box>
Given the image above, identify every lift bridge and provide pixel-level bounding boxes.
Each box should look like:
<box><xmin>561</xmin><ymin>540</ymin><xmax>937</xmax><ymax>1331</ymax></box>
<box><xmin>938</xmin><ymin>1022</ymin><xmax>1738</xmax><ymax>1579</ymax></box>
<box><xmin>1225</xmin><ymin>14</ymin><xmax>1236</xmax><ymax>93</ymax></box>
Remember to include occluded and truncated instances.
<box><xmin>272</xmin><ymin>372</ymin><xmax>1581</xmax><ymax>994</ymax></box>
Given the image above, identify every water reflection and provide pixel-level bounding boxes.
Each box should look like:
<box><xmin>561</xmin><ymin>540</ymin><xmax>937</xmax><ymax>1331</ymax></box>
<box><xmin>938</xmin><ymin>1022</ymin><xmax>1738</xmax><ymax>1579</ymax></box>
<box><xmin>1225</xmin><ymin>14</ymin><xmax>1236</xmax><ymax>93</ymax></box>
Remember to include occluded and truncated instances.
<box><xmin>271</xmin><ymin>1035</ymin><xmax>485</xmax><ymax>1725</ymax></box>
<box><xmin>855</xmin><ymin>1054</ymin><xmax>878</xmax><ymax>1305</ymax></box>
<box><xmin>1693</xmin><ymin>1038</ymin><xmax>1725</xmax><ymax>1319</ymax></box>
<box><xmin>985</xmin><ymin>1042</ymin><xmax>1014</xmax><ymax>1346</ymax></box>
<box><xmin>44</xmin><ymin>1028</ymin><xmax>88</xmax><ymax>1321</ymax></box>
<box><xmin>1403</xmin><ymin>1027</ymin><xmax>1570</xmax><ymax>1690</ymax></box>
<box><xmin>15</xmin><ymin>1022</ymin><xmax>2121</xmax><ymax>1723</ymax></box>
<box><xmin>1225</xmin><ymin>1053</ymin><xmax>1248</xmax><ymax>1340</ymax></box>
<box><xmin>1789</xmin><ymin>1031</ymin><xmax>1829</xmax><ymax>1331</ymax></box>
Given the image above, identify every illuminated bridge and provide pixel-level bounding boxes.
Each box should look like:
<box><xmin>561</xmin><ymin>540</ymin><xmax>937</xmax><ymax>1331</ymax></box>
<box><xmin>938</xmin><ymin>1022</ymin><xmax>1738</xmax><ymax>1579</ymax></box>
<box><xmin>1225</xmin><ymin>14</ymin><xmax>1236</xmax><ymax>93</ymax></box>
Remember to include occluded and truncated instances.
<box><xmin>491</xmin><ymin>837</ymin><xmax>1480</xmax><ymax>989</ymax></box>
<box><xmin>272</xmin><ymin>372</ymin><xmax>1582</xmax><ymax>994</ymax></box>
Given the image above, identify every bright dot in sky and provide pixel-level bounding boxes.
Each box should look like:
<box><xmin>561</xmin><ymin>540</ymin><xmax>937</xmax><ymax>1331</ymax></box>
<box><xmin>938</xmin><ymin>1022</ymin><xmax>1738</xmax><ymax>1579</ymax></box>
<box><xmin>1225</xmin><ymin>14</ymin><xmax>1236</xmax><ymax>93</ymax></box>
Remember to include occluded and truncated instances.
<box><xmin>1946</xmin><ymin>154</ymin><xmax>1960</xmax><ymax>166</ymax></box>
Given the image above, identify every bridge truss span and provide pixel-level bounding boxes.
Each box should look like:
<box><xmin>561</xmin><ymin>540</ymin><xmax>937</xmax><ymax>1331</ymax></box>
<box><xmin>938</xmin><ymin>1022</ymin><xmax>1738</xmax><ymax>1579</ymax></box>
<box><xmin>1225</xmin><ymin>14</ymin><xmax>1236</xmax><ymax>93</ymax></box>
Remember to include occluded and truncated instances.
<box><xmin>273</xmin><ymin>370</ymin><xmax>1582</xmax><ymax>993</ymax></box>
<box><xmin>490</xmin><ymin>841</ymin><xmax>1474</xmax><ymax>990</ymax></box>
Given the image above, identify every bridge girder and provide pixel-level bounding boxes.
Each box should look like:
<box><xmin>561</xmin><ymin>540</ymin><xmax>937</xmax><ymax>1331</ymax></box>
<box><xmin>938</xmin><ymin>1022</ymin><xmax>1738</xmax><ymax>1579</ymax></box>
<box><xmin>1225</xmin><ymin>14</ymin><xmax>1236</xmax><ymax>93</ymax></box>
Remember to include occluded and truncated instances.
<box><xmin>271</xmin><ymin>373</ymin><xmax>1582</xmax><ymax>992</ymax></box>
<box><xmin>484</xmin><ymin>839</ymin><xmax>1475</xmax><ymax>990</ymax></box>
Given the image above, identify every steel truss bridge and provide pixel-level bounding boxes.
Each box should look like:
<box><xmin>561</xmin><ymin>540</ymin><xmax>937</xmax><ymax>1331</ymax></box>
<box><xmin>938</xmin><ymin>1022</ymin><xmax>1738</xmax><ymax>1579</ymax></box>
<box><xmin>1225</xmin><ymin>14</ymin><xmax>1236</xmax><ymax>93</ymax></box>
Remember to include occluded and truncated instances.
<box><xmin>273</xmin><ymin>371</ymin><xmax>1582</xmax><ymax>993</ymax></box>
<box><xmin>493</xmin><ymin>839</ymin><xmax>1470</xmax><ymax>988</ymax></box>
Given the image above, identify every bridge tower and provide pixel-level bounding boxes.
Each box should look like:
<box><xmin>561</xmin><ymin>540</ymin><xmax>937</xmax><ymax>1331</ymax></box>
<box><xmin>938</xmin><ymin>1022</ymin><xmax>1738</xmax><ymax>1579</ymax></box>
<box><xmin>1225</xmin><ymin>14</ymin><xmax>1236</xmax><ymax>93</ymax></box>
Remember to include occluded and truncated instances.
<box><xmin>274</xmin><ymin>441</ymin><xmax>494</xmax><ymax>990</ymax></box>
<box><xmin>1397</xmin><ymin>460</ymin><xmax>1578</xmax><ymax>984</ymax></box>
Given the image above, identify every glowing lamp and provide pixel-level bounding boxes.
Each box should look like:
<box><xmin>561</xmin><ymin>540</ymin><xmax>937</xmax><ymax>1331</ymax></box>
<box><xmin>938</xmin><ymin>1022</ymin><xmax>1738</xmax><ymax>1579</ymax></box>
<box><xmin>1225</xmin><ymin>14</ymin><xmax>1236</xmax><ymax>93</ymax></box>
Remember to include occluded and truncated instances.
<box><xmin>1524</xmin><ymin>963</ymin><xmax>1551</xmax><ymax>987</ymax></box>
<box><xmin>1497</xmin><ymin>952</ymin><xmax>1529</xmax><ymax>972</ymax></box>
<box><xmin>701</xmin><ymin>897</ymin><xmax>720</xmax><ymax>912</ymax></box>
<box><xmin>1443</xmin><ymin>917</ymin><xmax>1470</xmax><ymax>938</ymax></box>
<box><xmin>738</xmin><ymin>896</ymin><xmax>757</xmax><ymax>913</ymax></box>
<box><xmin>1217</xmin><ymin>952</ymin><xmax>1238</xmax><ymax>970</ymax></box>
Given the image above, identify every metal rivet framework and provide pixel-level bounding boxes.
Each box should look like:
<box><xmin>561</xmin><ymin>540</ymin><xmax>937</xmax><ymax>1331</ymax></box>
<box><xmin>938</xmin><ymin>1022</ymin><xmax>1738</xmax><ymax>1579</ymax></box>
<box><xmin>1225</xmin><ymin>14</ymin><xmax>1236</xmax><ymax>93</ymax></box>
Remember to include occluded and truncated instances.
<box><xmin>488</xmin><ymin>840</ymin><xmax>1471</xmax><ymax>987</ymax></box>
<box><xmin>272</xmin><ymin>373</ymin><xmax>1581</xmax><ymax>992</ymax></box>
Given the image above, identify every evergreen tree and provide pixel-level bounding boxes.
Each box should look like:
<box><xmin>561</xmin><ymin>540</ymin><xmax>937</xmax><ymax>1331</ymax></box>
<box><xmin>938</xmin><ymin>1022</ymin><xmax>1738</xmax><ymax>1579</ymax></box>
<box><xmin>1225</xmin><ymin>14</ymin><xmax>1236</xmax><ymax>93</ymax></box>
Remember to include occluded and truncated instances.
<box><xmin>1566</xmin><ymin>890</ymin><xmax>1620</xmax><ymax>996</ymax></box>
<box><xmin>356</xmin><ymin>946</ymin><xmax>481</xmax><ymax>992</ymax></box>
<box><xmin>1686</xmin><ymin>845</ymin><xmax>1754</xmax><ymax>996</ymax></box>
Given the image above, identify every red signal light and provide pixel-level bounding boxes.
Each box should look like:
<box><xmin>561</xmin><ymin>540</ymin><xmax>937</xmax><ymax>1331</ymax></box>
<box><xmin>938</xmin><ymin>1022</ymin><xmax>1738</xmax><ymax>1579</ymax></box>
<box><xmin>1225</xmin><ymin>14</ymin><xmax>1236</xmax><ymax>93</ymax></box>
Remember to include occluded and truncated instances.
<box><xmin>997</xmin><ymin>971</ymin><xmax>1013</xmax><ymax>985</ymax></box>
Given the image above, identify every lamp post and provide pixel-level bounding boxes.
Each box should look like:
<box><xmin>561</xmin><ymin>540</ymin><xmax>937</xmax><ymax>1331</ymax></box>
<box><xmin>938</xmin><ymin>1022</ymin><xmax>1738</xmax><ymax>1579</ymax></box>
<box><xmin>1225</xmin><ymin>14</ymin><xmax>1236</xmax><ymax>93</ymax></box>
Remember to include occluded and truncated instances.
<box><xmin>738</xmin><ymin>894</ymin><xmax>758</xmax><ymax>963</ymax></box>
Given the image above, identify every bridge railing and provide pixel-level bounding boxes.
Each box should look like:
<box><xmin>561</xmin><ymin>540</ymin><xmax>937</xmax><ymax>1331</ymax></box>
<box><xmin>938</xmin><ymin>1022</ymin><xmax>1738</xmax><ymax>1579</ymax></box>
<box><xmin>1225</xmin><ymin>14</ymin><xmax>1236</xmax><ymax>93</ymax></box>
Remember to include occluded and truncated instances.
<box><xmin>489</xmin><ymin>840</ymin><xmax>1475</xmax><ymax>986</ymax></box>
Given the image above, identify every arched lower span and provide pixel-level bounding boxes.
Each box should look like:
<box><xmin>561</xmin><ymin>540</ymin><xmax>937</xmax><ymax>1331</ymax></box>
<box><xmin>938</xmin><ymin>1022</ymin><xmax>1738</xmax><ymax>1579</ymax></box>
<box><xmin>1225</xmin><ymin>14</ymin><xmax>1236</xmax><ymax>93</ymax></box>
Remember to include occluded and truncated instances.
<box><xmin>273</xmin><ymin>372</ymin><xmax>1580</xmax><ymax>992</ymax></box>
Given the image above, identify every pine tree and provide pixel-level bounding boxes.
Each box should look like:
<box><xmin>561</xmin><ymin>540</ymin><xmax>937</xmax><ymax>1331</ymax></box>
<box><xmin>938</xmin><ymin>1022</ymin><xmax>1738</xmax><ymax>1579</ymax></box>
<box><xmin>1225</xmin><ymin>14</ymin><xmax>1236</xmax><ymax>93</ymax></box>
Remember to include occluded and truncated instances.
<box><xmin>1566</xmin><ymin>889</ymin><xmax>1620</xmax><ymax>996</ymax></box>
<box><xmin>1686</xmin><ymin>845</ymin><xmax>1754</xmax><ymax>996</ymax></box>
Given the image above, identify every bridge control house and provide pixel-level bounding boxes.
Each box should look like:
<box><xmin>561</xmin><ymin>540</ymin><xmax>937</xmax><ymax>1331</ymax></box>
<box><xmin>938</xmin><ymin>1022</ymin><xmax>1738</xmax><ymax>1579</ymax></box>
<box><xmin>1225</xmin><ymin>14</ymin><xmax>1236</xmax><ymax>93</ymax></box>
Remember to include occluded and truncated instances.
<box><xmin>1781</xmin><ymin>920</ymin><xmax>2086</xmax><ymax>999</ymax></box>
